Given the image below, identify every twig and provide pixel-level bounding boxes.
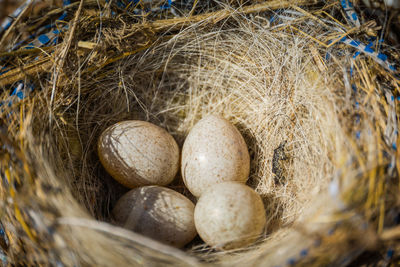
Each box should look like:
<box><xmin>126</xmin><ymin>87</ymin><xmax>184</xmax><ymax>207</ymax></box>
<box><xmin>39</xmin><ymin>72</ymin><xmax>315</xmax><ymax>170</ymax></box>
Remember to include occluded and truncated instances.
<box><xmin>57</xmin><ymin>217</ymin><xmax>199</xmax><ymax>265</ymax></box>
<box><xmin>112</xmin><ymin>0</ymin><xmax>316</xmax><ymax>32</ymax></box>
<box><xmin>0</xmin><ymin>58</ymin><xmax>52</xmax><ymax>87</ymax></box>
<box><xmin>49</xmin><ymin>0</ymin><xmax>84</xmax><ymax>122</ymax></box>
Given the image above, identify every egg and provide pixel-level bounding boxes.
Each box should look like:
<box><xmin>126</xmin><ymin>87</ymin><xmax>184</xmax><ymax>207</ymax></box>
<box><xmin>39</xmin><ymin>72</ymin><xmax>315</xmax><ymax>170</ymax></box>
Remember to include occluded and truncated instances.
<box><xmin>98</xmin><ymin>120</ymin><xmax>179</xmax><ymax>188</ymax></box>
<box><xmin>181</xmin><ymin>115</ymin><xmax>250</xmax><ymax>197</ymax></box>
<box><xmin>112</xmin><ymin>186</ymin><xmax>197</xmax><ymax>248</ymax></box>
<box><xmin>194</xmin><ymin>182</ymin><xmax>266</xmax><ymax>249</ymax></box>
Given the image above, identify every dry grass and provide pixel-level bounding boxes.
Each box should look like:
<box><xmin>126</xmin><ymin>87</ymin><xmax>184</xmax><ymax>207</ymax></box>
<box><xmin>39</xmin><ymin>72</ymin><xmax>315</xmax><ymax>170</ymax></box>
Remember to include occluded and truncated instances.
<box><xmin>0</xmin><ymin>0</ymin><xmax>399</xmax><ymax>266</ymax></box>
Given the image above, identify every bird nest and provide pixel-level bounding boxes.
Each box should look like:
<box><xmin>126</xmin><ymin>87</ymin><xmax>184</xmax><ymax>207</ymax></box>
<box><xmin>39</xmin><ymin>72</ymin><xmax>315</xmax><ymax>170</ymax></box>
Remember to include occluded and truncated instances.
<box><xmin>0</xmin><ymin>0</ymin><xmax>399</xmax><ymax>266</ymax></box>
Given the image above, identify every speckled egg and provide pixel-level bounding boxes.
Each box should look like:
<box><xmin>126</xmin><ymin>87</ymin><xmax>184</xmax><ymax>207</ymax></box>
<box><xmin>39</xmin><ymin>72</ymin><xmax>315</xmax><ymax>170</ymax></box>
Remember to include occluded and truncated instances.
<box><xmin>112</xmin><ymin>186</ymin><xmax>197</xmax><ymax>248</ymax></box>
<box><xmin>98</xmin><ymin>120</ymin><xmax>179</xmax><ymax>188</ymax></box>
<box><xmin>181</xmin><ymin>115</ymin><xmax>250</xmax><ymax>197</ymax></box>
<box><xmin>194</xmin><ymin>182</ymin><xmax>265</xmax><ymax>249</ymax></box>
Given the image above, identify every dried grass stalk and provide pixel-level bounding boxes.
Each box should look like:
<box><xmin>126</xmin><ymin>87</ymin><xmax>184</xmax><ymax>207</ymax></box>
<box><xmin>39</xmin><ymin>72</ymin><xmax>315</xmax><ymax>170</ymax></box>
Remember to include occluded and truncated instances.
<box><xmin>1</xmin><ymin>1</ymin><xmax>399</xmax><ymax>266</ymax></box>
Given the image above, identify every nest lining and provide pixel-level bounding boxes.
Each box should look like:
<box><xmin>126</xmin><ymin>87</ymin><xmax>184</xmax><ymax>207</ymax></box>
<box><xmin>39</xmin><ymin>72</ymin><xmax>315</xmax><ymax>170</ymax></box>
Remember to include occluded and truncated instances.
<box><xmin>29</xmin><ymin>19</ymin><xmax>377</xmax><ymax>263</ymax></box>
<box><xmin>1</xmin><ymin>1</ymin><xmax>399</xmax><ymax>266</ymax></box>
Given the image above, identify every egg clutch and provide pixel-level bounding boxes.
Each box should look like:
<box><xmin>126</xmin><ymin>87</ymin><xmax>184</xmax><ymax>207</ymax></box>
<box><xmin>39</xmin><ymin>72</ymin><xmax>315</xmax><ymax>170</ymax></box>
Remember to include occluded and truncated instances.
<box><xmin>98</xmin><ymin>115</ymin><xmax>266</xmax><ymax>249</ymax></box>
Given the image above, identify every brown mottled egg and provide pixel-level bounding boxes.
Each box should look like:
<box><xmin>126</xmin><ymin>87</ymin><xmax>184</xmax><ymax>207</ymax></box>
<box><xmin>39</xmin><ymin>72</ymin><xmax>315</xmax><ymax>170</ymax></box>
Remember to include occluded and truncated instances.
<box><xmin>181</xmin><ymin>115</ymin><xmax>250</xmax><ymax>197</ymax></box>
<box><xmin>194</xmin><ymin>182</ymin><xmax>266</xmax><ymax>250</ymax></box>
<box><xmin>112</xmin><ymin>186</ymin><xmax>197</xmax><ymax>248</ymax></box>
<box><xmin>98</xmin><ymin>120</ymin><xmax>179</xmax><ymax>188</ymax></box>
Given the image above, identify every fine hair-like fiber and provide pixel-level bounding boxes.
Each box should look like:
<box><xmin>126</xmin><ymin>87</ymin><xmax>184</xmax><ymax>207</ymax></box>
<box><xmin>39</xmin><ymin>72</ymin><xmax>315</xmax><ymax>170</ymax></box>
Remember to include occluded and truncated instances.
<box><xmin>0</xmin><ymin>1</ymin><xmax>399</xmax><ymax>266</ymax></box>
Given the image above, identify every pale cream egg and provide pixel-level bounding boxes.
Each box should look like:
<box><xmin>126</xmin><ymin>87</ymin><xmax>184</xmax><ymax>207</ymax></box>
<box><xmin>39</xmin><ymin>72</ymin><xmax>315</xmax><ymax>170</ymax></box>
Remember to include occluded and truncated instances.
<box><xmin>194</xmin><ymin>182</ymin><xmax>266</xmax><ymax>249</ymax></box>
<box><xmin>112</xmin><ymin>186</ymin><xmax>197</xmax><ymax>248</ymax></box>
<box><xmin>98</xmin><ymin>120</ymin><xmax>179</xmax><ymax>188</ymax></box>
<box><xmin>181</xmin><ymin>115</ymin><xmax>250</xmax><ymax>197</ymax></box>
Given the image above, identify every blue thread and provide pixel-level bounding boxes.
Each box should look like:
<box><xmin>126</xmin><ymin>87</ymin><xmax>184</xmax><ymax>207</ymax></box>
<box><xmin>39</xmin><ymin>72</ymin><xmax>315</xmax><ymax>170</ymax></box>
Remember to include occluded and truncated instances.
<box><xmin>12</xmin><ymin>35</ymin><xmax>34</xmax><ymax>50</ymax></box>
<box><xmin>3</xmin><ymin>0</ymin><xmax>69</xmax><ymax>50</ymax></box>
<box><xmin>352</xmin><ymin>84</ymin><xmax>357</xmax><ymax>93</ymax></box>
<box><xmin>392</xmin><ymin>143</ymin><xmax>397</xmax><ymax>150</ymax></box>
<box><xmin>325</xmin><ymin>52</ymin><xmax>331</xmax><ymax>60</ymax></box>
<box><xmin>287</xmin><ymin>258</ymin><xmax>296</xmax><ymax>266</ymax></box>
<box><xmin>160</xmin><ymin>4</ymin><xmax>171</xmax><ymax>10</ymax></box>
<box><xmin>300</xmin><ymin>249</ymin><xmax>308</xmax><ymax>257</ymax></box>
<box><xmin>366</xmin><ymin>41</ymin><xmax>374</xmax><ymax>48</ymax></box>
<box><xmin>16</xmin><ymin>91</ymin><xmax>24</xmax><ymax>100</ymax></box>
<box><xmin>356</xmin><ymin>131</ymin><xmax>361</xmax><ymax>139</ymax></box>
<box><xmin>377</xmin><ymin>53</ymin><xmax>388</xmax><ymax>61</ymax></box>
<box><xmin>391</xmin><ymin>95</ymin><xmax>395</xmax><ymax>102</ymax></box>
<box><xmin>341</xmin><ymin>0</ymin><xmax>359</xmax><ymax>26</ymax></box>
<box><xmin>355</xmin><ymin>101</ymin><xmax>359</xmax><ymax>108</ymax></box>
<box><xmin>3</xmin><ymin>20</ymin><xmax>12</xmax><ymax>31</ymax></box>
<box><xmin>160</xmin><ymin>0</ymin><xmax>172</xmax><ymax>9</ymax></box>
<box><xmin>38</xmin><ymin>34</ymin><xmax>51</xmax><ymax>45</ymax></box>
<box><xmin>340</xmin><ymin>36</ymin><xmax>348</xmax><ymax>42</ymax></box>
<box><xmin>327</xmin><ymin>228</ymin><xmax>335</xmax><ymax>235</ymax></box>
<box><xmin>25</xmin><ymin>43</ymin><xmax>35</xmax><ymax>49</ymax></box>
<box><xmin>386</xmin><ymin>249</ymin><xmax>394</xmax><ymax>259</ymax></box>
<box><xmin>57</xmin><ymin>12</ymin><xmax>68</xmax><ymax>21</ymax></box>
<box><xmin>349</xmin><ymin>40</ymin><xmax>360</xmax><ymax>47</ymax></box>
<box><xmin>339</xmin><ymin>37</ymin><xmax>395</xmax><ymax>73</ymax></box>
<box><xmin>355</xmin><ymin>115</ymin><xmax>360</xmax><ymax>124</ymax></box>
<box><xmin>353</xmin><ymin>51</ymin><xmax>361</xmax><ymax>58</ymax></box>
<box><xmin>117</xmin><ymin>1</ymin><xmax>125</xmax><ymax>8</ymax></box>
<box><xmin>364</xmin><ymin>45</ymin><xmax>374</xmax><ymax>53</ymax></box>
<box><xmin>43</xmin><ymin>24</ymin><xmax>52</xmax><ymax>30</ymax></box>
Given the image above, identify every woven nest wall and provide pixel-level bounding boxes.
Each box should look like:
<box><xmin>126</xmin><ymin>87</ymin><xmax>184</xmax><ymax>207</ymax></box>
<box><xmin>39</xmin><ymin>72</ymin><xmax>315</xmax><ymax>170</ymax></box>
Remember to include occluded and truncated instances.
<box><xmin>1</xmin><ymin>0</ymin><xmax>400</xmax><ymax>266</ymax></box>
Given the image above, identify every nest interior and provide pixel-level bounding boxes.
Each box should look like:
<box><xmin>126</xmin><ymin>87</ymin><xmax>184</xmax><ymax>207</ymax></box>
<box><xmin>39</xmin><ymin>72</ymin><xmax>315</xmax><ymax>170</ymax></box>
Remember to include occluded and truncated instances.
<box><xmin>1</xmin><ymin>1</ymin><xmax>400</xmax><ymax>266</ymax></box>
